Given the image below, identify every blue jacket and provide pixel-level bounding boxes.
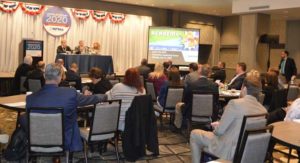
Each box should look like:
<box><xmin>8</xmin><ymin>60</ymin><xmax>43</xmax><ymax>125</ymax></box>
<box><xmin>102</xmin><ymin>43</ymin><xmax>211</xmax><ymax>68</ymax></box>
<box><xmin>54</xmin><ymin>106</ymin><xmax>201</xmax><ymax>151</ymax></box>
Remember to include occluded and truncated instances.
<box><xmin>26</xmin><ymin>84</ymin><xmax>100</xmax><ymax>152</ymax></box>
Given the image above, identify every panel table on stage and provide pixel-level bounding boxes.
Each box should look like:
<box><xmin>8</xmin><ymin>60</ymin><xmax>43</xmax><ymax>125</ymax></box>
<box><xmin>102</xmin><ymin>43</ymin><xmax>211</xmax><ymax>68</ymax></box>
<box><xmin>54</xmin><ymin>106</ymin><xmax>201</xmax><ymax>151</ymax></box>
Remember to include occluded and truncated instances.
<box><xmin>56</xmin><ymin>53</ymin><xmax>114</xmax><ymax>74</ymax></box>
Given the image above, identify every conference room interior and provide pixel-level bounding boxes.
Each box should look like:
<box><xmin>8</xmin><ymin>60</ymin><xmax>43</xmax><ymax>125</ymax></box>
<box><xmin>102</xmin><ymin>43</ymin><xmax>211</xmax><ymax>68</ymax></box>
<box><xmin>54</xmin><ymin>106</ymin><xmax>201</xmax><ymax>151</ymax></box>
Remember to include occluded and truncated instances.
<box><xmin>1</xmin><ymin>0</ymin><xmax>300</xmax><ymax>163</ymax></box>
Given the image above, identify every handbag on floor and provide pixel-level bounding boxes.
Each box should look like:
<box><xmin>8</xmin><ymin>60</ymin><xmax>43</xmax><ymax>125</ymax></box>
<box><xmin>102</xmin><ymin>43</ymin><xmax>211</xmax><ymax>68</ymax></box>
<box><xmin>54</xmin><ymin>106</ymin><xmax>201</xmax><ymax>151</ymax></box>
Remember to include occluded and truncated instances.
<box><xmin>3</xmin><ymin>127</ymin><xmax>27</xmax><ymax>161</ymax></box>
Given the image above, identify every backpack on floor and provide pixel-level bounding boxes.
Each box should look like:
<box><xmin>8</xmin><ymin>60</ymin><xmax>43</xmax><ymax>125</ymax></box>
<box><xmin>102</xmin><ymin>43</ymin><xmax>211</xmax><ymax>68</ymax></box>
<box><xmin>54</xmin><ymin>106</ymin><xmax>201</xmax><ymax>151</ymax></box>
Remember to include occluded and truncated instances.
<box><xmin>3</xmin><ymin>127</ymin><xmax>27</xmax><ymax>161</ymax></box>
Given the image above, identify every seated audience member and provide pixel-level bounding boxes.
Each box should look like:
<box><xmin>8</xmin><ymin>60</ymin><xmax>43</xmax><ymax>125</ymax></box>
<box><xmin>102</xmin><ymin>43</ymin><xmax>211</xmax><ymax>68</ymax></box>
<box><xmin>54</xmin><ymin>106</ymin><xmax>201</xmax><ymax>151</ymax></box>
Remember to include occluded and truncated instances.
<box><xmin>66</xmin><ymin>63</ymin><xmax>82</xmax><ymax>91</ymax></box>
<box><xmin>190</xmin><ymin>70</ymin><xmax>267</xmax><ymax>162</ymax></box>
<box><xmin>184</xmin><ymin>63</ymin><xmax>199</xmax><ymax>87</ymax></box>
<box><xmin>24</xmin><ymin>61</ymin><xmax>46</xmax><ymax>90</ymax></box>
<box><xmin>90</xmin><ymin>42</ymin><xmax>101</xmax><ymax>55</ymax></box>
<box><xmin>87</xmin><ymin>67</ymin><xmax>112</xmax><ymax>94</ymax></box>
<box><xmin>218</xmin><ymin>62</ymin><xmax>247</xmax><ymax>90</ymax></box>
<box><xmin>59</xmin><ymin>67</ymin><xmax>70</xmax><ymax>87</ymax></box>
<box><xmin>57</xmin><ymin>39</ymin><xmax>72</xmax><ymax>54</ymax></box>
<box><xmin>75</xmin><ymin>40</ymin><xmax>89</xmax><ymax>54</ymax></box>
<box><xmin>56</xmin><ymin>59</ymin><xmax>67</xmax><ymax>72</ymax></box>
<box><xmin>158</xmin><ymin>67</ymin><xmax>183</xmax><ymax>107</ymax></box>
<box><xmin>174</xmin><ymin>64</ymin><xmax>219</xmax><ymax>128</ymax></box>
<box><xmin>163</xmin><ymin>60</ymin><xmax>172</xmax><ymax>75</ymax></box>
<box><xmin>210</xmin><ymin>61</ymin><xmax>226</xmax><ymax>83</ymax></box>
<box><xmin>20</xmin><ymin>63</ymin><xmax>102</xmax><ymax>153</ymax></box>
<box><xmin>14</xmin><ymin>55</ymin><xmax>34</xmax><ymax>93</ymax></box>
<box><xmin>268</xmin><ymin>67</ymin><xmax>286</xmax><ymax>89</ymax></box>
<box><xmin>148</xmin><ymin>63</ymin><xmax>168</xmax><ymax>95</ymax></box>
<box><xmin>106</xmin><ymin>68</ymin><xmax>145</xmax><ymax>131</ymax></box>
<box><xmin>262</xmin><ymin>71</ymin><xmax>279</xmax><ymax>106</ymax></box>
<box><xmin>136</xmin><ymin>58</ymin><xmax>151</xmax><ymax>79</ymax></box>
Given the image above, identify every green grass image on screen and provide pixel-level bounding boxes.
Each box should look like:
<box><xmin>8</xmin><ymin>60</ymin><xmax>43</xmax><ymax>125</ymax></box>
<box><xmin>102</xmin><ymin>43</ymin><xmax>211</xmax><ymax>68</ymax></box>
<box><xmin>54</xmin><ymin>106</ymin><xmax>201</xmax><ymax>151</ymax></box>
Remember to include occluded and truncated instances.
<box><xmin>149</xmin><ymin>28</ymin><xmax>185</xmax><ymax>43</ymax></box>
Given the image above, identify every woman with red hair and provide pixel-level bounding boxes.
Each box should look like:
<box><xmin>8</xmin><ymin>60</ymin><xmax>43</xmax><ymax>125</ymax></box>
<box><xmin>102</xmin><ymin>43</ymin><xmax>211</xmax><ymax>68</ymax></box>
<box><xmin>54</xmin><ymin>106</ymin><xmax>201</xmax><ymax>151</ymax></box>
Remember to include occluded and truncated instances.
<box><xmin>106</xmin><ymin>68</ymin><xmax>145</xmax><ymax>131</ymax></box>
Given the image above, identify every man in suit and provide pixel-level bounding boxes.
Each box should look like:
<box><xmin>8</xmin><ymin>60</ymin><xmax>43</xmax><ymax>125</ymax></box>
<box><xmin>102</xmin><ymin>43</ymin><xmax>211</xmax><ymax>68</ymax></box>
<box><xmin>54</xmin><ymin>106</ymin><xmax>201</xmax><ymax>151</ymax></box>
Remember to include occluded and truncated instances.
<box><xmin>219</xmin><ymin>62</ymin><xmax>246</xmax><ymax>90</ymax></box>
<box><xmin>190</xmin><ymin>70</ymin><xmax>267</xmax><ymax>163</ymax></box>
<box><xmin>210</xmin><ymin>61</ymin><xmax>226</xmax><ymax>83</ymax></box>
<box><xmin>279</xmin><ymin>50</ymin><xmax>297</xmax><ymax>82</ymax></box>
<box><xmin>66</xmin><ymin>63</ymin><xmax>82</xmax><ymax>91</ymax></box>
<box><xmin>174</xmin><ymin>64</ymin><xmax>219</xmax><ymax>128</ymax></box>
<box><xmin>24</xmin><ymin>61</ymin><xmax>46</xmax><ymax>90</ymax></box>
<box><xmin>184</xmin><ymin>62</ymin><xmax>199</xmax><ymax>87</ymax></box>
<box><xmin>136</xmin><ymin>58</ymin><xmax>151</xmax><ymax>79</ymax></box>
<box><xmin>57</xmin><ymin>39</ymin><xmax>72</xmax><ymax>54</ymax></box>
<box><xmin>20</xmin><ymin>63</ymin><xmax>104</xmax><ymax>154</ymax></box>
<box><xmin>13</xmin><ymin>55</ymin><xmax>34</xmax><ymax>93</ymax></box>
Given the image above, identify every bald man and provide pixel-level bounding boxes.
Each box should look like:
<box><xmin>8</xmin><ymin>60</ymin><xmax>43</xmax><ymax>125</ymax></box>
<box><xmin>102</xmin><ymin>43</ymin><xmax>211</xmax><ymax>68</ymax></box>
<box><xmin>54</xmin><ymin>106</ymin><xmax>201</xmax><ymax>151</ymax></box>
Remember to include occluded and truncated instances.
<box><xmin>57</xmin><ymin>39</ymin><xmax>72</xmax><ymax>54</ymax></box>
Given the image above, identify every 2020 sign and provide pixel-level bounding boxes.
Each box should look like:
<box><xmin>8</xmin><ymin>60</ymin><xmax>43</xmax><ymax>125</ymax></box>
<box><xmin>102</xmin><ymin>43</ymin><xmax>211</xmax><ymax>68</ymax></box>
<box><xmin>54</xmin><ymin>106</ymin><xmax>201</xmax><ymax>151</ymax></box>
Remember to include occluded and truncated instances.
<box><xmin>42</xmin><ymin>7</ymin><xmax>71</xmax><ymax>36</ymax></box>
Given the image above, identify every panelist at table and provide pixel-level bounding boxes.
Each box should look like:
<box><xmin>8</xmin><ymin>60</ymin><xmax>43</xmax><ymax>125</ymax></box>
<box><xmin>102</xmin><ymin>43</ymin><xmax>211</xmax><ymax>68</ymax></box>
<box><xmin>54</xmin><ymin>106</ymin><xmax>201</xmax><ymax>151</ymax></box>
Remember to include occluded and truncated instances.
<box><xmin>57</xmin><ymin>39</ymin><xmax>72</xmax><ymax>54</ymax></box>
<box><xmin>74</xmin><ymin>40</ymin><xmax>89</xmax><ymax>54</ymax></box>
<box><xmin>90</xmin><ymin>42</ymin><xmax>101</xmax><ymax>55</ymax></box>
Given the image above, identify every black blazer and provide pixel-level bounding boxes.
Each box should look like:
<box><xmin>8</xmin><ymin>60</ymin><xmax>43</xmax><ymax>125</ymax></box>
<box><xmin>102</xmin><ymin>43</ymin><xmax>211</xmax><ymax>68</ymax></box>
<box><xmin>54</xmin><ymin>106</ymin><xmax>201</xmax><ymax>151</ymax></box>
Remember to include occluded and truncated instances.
<box><xmin>211</xmin><ymin>68</ymin><xmax>226</xmax><ymax>83</ymax></box>
<box><xmin>13</xmin><ymin>63</ymin><xmax>33</xmax><ymax>93</ymax></box>
<box><xmin>57</xmin><ymin>45</ymin><xmax>72</xmax><ymax>53</ymax></box>
<box><xmin>123</xmin><ymin>95</ymin><xmax>159</xmax><ymax>161</ymax></box>
<box><xmin>183</xmin><ymin>77</ymin><xmax>219</xmax><ymax>120</ymax></box>
<box><xmin>66</xmin><ymin>70</ymin><xmax>82</xmax><ymax>91</ymax></box>
<box><xmin>279</xmin><ymin>57</ymin><xmax>297</xmax><ymax>82</ymax></box>
<box><xmin>228</xmin><ymin>73</ymin><xmax>246</xmax><ymax>90</ymax></box>
<box><xmin>88</xmin><ymin>78</ymin><xmax>112</xmax><ymax>94</ymax></box>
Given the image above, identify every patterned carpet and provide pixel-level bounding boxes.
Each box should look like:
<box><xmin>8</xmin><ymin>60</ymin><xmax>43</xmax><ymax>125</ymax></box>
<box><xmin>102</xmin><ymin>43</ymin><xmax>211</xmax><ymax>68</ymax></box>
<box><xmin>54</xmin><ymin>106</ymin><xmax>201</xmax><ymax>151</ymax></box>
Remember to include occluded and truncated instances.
<box><xmin>0</xmin><ymin>108</ymin><xmax>299</xmax><ymax>163</ymax></box>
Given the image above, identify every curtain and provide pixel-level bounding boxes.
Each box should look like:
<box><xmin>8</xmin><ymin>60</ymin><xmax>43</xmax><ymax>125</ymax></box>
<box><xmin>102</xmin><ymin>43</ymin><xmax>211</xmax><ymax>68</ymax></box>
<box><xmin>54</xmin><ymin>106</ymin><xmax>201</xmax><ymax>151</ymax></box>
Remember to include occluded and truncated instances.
<box><xmin>0</xmin><ymin>6</ymin><xmax>152</xmax><ymax>73</ymax></box>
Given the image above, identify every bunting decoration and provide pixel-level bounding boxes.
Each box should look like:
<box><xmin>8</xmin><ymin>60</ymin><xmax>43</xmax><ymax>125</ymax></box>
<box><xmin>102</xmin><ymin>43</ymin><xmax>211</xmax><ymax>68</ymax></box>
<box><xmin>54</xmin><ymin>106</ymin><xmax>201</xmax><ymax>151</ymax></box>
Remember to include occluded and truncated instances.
<box><xmin>90</xmin><ymin>10</ymin><xmax>109</xmax><ymax>22</ymax></box>
<box><xmin>21</xmin><ymin>3</ymin><xmax>45</xmax><ymax>15</ymax></box>
<box><xmin>109</xmin><ymin>13</ymin><xmax>125</xmax><ymax>23</ymax></box>
<box><xmin>72</xmin><ymin>8</ymin><xmax>90</xmax><ymax>20</ymax></box>
<box><xmin>0</xmin><ymin>1</ymin><xmax>19</xmax><ymax>13</ymax></box>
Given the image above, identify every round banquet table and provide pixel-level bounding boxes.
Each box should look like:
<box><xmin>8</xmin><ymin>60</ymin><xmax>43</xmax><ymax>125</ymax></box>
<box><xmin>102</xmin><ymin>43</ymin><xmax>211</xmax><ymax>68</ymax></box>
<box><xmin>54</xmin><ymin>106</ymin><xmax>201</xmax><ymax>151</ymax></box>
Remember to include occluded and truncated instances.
<box><xmin>219</xmin><ymin>89</ymin><xmax>240</xmax><ymax>99</ymax></box>
<box><xmin>271</xmin><ymin>121</ymin><xmax>300</xmax><ymax>162</ymax></box>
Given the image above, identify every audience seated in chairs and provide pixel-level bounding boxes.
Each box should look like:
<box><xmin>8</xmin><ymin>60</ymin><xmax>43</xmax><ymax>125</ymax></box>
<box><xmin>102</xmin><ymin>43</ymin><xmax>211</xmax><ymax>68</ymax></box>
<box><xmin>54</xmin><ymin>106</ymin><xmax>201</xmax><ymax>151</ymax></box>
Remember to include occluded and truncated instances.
<box><xmin>157</xmin><ymin>66</ymin><xmax>183</xmax><ymax>107</ymax></box>
<box><xmin>19</xmin><ymin>63</ymin><xmax>104</xmax><ymax>161</ymax></box>
<box><xmin>24</xmin><ymin>61</ymin><xmax>45</xmax><ymax>90</ymax></box>
<box><xmin>190</xmin><ymin>70</ymin><xmax>267</xmax><ymax>163</ymax></box>
<box><xmin>218</xmin><ymin>62</ymin><xmax>247</xmax><ymax>90</ymax></box>
<box><xmin>262</xmin><ymin>71</ymin><xmax>279</xmax><ymax>107</ymax></box>
<box><xmin>148</xmin><ymin>63</ymin><xmax>168</xmax><ymax>95</ymax></box>
<box><xmin>66</xmin><ymin>63</ymin><xmax>82</xmax><ymax>91</ymax></box>
<box><xmin>184</xmin><ymin>63</ymin><xmax>199</xmax><ymax>87</ymax></box>
<box><xmin>105</xmin><ymin>68</ymin><xmax>146</xmax><ymax>131</ymax></box>
<box><xmin>174</xmin><ymin>64</ymin><xmax>219</xmax><ymax>129</ymax></box>
<box><xmin>13</xmin><ymin>55</ymin><xmax>34</xmax><ymax>93</ymax></box>
<box><xmin>210</xmin><ymin>61</ymin><xmax>226</xmax><ymax>83</ymax></box>
<box><xmin>85</xmin><ymin>67</ymin><xmax>112</xmax><ymax>94</ymax></box>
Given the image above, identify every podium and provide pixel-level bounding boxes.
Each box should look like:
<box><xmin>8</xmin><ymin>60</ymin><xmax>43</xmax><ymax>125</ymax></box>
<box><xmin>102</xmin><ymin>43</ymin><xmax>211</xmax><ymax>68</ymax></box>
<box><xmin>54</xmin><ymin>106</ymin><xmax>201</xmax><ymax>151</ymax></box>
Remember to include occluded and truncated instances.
<box><xmin>23</xmin><ymin>40</ymin><xmax>43</xmax><ymax>66</ymax></box>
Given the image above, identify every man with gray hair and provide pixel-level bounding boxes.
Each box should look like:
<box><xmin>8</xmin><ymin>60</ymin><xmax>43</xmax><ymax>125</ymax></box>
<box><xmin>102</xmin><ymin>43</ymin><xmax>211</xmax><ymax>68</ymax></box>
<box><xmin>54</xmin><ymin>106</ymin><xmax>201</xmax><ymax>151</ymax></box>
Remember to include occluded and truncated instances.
<box><xmin>174</xmin><ymin>64</ymin><xmax>219</xmax><ymax>129</ymax></box>
<box><xmin>21</xmin><ymin>63</ymin><xmax>104</xmax><ymax>156</ymax></box>
<box><xmin>190</xmin><ymin>70</ymin><xmax>267</xmax><ymax>163</ymax></box>
<box><xmin>14</xmin><ymin>55</ymin><xmax>34</xmax><ymax>93</ymax></box>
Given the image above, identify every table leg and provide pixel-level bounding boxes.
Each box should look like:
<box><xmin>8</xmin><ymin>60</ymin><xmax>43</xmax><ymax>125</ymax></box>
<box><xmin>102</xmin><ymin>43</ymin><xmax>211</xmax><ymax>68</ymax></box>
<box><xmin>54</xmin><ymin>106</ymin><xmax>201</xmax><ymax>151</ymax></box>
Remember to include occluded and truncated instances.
<box><xmin>288</xmin><ymin>147</ymin><xmax>292</xmax><ymax>163</ymax></box>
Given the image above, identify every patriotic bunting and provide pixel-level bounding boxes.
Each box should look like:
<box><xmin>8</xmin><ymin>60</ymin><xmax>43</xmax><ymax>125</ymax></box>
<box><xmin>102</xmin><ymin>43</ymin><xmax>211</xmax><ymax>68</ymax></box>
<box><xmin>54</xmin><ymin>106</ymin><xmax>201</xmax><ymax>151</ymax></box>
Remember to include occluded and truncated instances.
<box><xmin>109</xmin><ymin>13</ymin><xmax>125</xmax><ymax>23</ymax></box>
<box><xmin>21</xmin><ymin>3</ymin><xmax>45</xmax><ymax>15</ymax></box>
<box><xmin>0</xmin><ymin>1</ymin><xmax>19</xmax><ymax>13</ymax></box>
<box><xmin>90</xmin><ymin>10</ymin><xmax>109</xmax><ymax>22</ymax></box>
<box><xmin>72</xmin><ymin>8</ymin><xmax>90</xmax><ymax>20</ymax></box>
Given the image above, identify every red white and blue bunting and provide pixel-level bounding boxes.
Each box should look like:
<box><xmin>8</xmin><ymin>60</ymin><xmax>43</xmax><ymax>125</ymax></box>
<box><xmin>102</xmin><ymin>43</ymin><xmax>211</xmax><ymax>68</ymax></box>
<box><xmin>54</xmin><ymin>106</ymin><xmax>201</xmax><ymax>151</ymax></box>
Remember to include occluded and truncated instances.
<box><xmin>72</xmin><ymin>8</ymin><xmax>90</xmax><ymax>20</ymax></box>
<box><xmin>21</xmin><ymin>3</ymin><xmax>45</xmax><ymax>15</ymax></box>
<box><xmin>90</xmin><ymin>10</ymin><xmax>109</xmax><ymax>22</ymax></box>
<box><xmin>109</xmin><ymin>13</ymin><xmax>125</xmax><ymax>23</ymax></box>
<box><xmin>0</xmin><ymin>1</ymin><xmax>19</xmax><ymax>13</ymax></box>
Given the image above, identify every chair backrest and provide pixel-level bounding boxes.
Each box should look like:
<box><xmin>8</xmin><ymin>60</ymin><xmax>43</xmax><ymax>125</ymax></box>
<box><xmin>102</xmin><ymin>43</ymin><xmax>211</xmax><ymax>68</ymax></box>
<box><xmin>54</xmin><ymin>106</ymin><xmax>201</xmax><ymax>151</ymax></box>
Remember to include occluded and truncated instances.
<box><xmin>28</xmin><ymin>79</ymin><xmax>42</xmax><ymax>93</ymax></box>
<box><xmin>20</xmin><ymin>76</ymin><xmax>27</xmax><ymax>93</ymax></box>
<box><xmin>234</xmin><ymin>113</ymin><xmax>268</xmax><ymax>160</ymax></box>
<box><xmin>191</xmin><ymin>92</ymin><xmax>217</xmax><ymax>122</ymax></box>
<box><xmin>145</xmin><ymin>81</ymin><xmax>157</xmax><ymax>101</ymax></box>
<box><xmin>164</xmin><ymin>87</ymin><xmax>184</xmax><ymax>109</ymax></box>
<box><xmin>89</xmin><ymin>100</ymin><xmax>121</xmax><ymax>141</ymax></box>
<box><xmin>269</xmin><ymin>88</ymin><xmax>288</xmax><ymax>112</ymax></box>
<box><xmin>287</xmin><ymin>85</ymin><xmax>299</xmax><ymax>101</ymax></box>
<box><xmin>27</xmin><ymin>107</ymin><xmax>64</xmax><ymax>153</ymax></box>
<box><xmin>109</xmin><ymin>79</ymin><xmax>120</xmax><ymax>86</ymax></box>
<box><xmin>235</xmin><ymin>126</ymin><xmax>273</xmax><ymax>163</ymax></box>
<box><xmin>257</xmin><ymin>92</ymin><xmax>265</xmax><ymax>105</ymax></box>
